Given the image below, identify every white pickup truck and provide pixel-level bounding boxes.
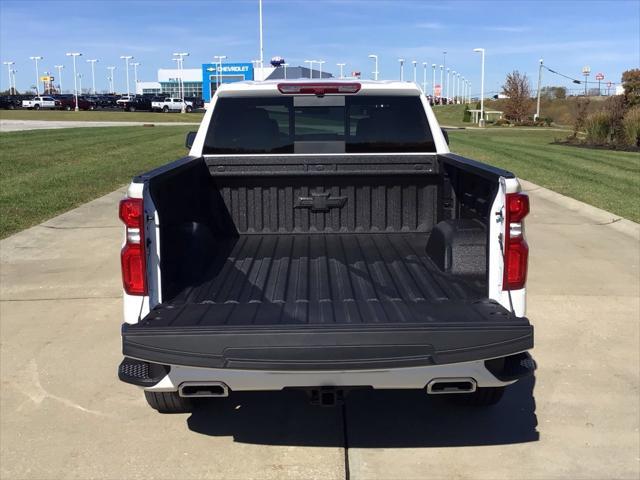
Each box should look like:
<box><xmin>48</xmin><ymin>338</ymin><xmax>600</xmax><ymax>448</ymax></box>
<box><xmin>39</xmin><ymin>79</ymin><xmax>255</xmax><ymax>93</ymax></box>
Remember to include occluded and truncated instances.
<box><xmin>118</xmin><ymin>80</ymin><xmax>535</xmax><ymax>413</ymax></box>
<box><xmin>21</xmin><ymin>96</ymin><xmax>59</xmax><ymax>110</ymax></box>
<box><xmin>151</xmin><ymin>97</ymin><xmax>194</xmax><ymax>113</ymax></box>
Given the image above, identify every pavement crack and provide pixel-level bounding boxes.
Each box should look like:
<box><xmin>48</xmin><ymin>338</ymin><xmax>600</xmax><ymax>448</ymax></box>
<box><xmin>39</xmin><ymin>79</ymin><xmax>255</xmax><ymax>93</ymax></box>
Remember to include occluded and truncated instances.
<box><xmin>342</xmin><ymin>402</ymin><xmax>351</xmax><ymax>480</ymax></box>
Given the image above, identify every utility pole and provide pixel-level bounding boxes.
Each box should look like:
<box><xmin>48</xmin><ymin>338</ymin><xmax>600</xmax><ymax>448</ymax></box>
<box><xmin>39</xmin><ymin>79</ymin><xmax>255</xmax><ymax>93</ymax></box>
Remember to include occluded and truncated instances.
<box><xmin>65</xmin><ymin>52</ymin><xmax>82</xmax><ymax>111</ymax></box>
<box><xmin>398</xmin><ymin>58</ymin><xmax>404</xmax><ymax>81</ymax></box>
<box><xmin>29</xmin><ymin>56</ymin><xmax>43</xmax><ymax>95</ymax></box>
<box><xmin>535</xmin><ymin>58</ymin><xmax>543</xmax><ymax>120</ymax></box>
<box><xmin>86</xmin><ymin>59</ymin><xmax>98</xmax><ymax>94</ymax></box>
<box><xmin>337</xmin><ymin>63</ymin><xmax>345</xmax><ymax>79</ymax></box>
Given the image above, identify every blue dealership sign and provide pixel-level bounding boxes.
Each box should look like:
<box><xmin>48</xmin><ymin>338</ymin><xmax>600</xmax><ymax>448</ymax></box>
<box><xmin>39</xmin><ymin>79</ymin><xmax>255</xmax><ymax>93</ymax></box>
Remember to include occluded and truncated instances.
<box><xmin>202</xmin><ymin>62</ymin><xmax>254</xmax><ymax>102</ymax></box>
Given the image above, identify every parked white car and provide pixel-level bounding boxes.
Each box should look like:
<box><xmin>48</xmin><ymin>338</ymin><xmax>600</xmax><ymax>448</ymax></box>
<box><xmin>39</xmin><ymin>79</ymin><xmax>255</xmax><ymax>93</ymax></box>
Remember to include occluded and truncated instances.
<box><xmin>151</xmin><ymin>97</ymin><xmax>193</xmax><ymax>113</ymax></box>
<box><xmin>21</xmin><ymin>96</ymin><xmax>59</xmax><ymax>110</ymax></box>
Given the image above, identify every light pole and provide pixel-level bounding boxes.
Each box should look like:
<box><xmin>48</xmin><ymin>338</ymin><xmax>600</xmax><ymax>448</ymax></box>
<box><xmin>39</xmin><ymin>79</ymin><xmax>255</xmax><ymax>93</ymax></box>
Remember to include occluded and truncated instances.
<box><xmin>3</xmin><ymin>61</ymin><xmax>14</xmax><ymax>95</ymax></box>
<box><xmin>456</xmin><ymin>72</ymin><xmax>460</xmax><ymax>103</ymax></box>
<box><xmin>446</xmin><ymin>68</ymin><xmax>450</xmax><ymax>102</ymax></box>
<box><xmin>131</xmin><ymin>62</ymin><xmax>140</xmax><ymax>91</ymax></box>
<box><xmin>107</xmin><ymin>66</ymin><xmax>115</xmax><ymax>93</ymax></box>
<box><xmin>317</xmin><ymin>60</ymin><xmax>325</xmax><ymax>78</ymax></box>
<box><xmin>535</xmin><ymin>58</ymin><xmax>543</xmax><ymax>120</ymax></box>
<box><xmin>412</xmin><ymin>60</ymin><xmax>417</xmax><ymax>83</ymax></box>
<box><xmin>212</xmin><ymin>55</ymin><xmax>225</xmax><ymax>88</ymax></box>
<box><xmin>77</xmin><ymin>73</ymin><xmax>83</xmax><ymax>94</ymax></box>
<box><xmin>432</xmin><ymin>64</ymin><xmax>436</xmax><ymax>97</ymax></box>
<box><xmin>368</xmin><ymin>54</ymin><xmax>378</xmax><ymax>80</ymax></box>
<box><xmin>304</xmin><ymin>60</ymin><xmax>314</xmax><ymax>78</ymax></box>
<box><xmin>120</xmin><ymin>55</ymin><xmax>133</xmax><ymax>96</ymax></box>
<box><xmin>29</xmin><ymin>56</ymin><xmax>43</xmax><ymax>95</ymax></box>
<box><xmin>173</xmin><ymin>52</ymin><xmax>189</xmax><ymax>112</ymax></box>
<box><xmin>54</xmin><ymin>64</ymin><xmax>64</xmax><ymax>93</ymax></box>
<box><xmin>422</xmin><ymin>62</ymin><xmax>427</xmax><ymax>93</ymax></box>
<box><xmin>398</xmin><ymin>58</ymin><xmax>404</xmax><ymax>81</ymax></box>
<box><xmin>86</xmin><ymin>59</ymin><xmax>98</xmax><ymax>94</ymax></box>
<box><xmin>452</xmin><ymin>70</ymin><xmax>456</xmax><ymax>102</ymax></box>
<box><xmin>258</xmin><ymin>0</ymin><xmax>264</xmax><ymax>69</ymax></box>
<box><xmin>439</xmin><ymin>65</ymin><xmax>444</xmax><ymax>103</ymax></box>
<box><xmin>473</xmin><ymin>48</ymin><xmax>485</xmax><ymax>126</ymax></box>
<box><xmin>283</xmin><ymin>63</ymin><xmax>289</xmax><ymax>79</ymax></box>
<box><xmin>461</xmin><ymin>76</ymin><xmax>465</xmax><ymax>104</ymax></box>
<box><xmin>65</xmin><ymin>52</ymin><xmax>81</xmax><ymax>111</ymax></box>
<box><xmin>10</xmin><ymin>69</ymin><xmax>17</xmax><ymax>94</ymax></box>
<box><xmin>337</xmin><ymin>63</ymin><xmax>345</xmax><ymax>79</ymax></box>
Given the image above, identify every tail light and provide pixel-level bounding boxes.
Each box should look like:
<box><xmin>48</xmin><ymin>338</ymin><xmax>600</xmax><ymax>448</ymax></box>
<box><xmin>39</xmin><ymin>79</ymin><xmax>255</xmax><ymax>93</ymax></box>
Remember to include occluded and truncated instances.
<box><xmin>503</xmin><ymin>193</ymin><xmax>529</xmax><ymax>291</ymax></box>
<box><xmin>119</xmin><ymin>198</ymin><xmax>147</xmax><ymax>295</ymax></box>
<box><xmin>277</xmin><ymin>82</ymin><xmax>361</xmax><ymax>95</ymax></box>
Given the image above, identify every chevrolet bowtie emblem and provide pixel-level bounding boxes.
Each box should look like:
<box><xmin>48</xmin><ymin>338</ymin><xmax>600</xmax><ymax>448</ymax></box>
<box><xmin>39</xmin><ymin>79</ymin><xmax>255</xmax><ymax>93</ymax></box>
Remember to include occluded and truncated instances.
<box><xmin>295</xmin><ymin>192</ymin><xmax>347</xmax><ymax>213</ymax></box>
<box><xmin>206</xmin><ymin>67</ymin><xmax>215</xmax><ymax>72</ymax></box>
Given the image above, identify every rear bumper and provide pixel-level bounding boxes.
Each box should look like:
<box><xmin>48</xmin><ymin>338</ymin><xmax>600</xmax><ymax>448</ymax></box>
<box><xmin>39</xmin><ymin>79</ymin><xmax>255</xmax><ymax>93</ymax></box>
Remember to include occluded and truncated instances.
<box><xmin>122</xmin><ymin>317</ymin><xmax>533</xmax><ymax>371</ymax></box>
<box><xmin>120</xmin><ymin>352</ymin><xmax>536</xmax><ymax>392</ymax></box>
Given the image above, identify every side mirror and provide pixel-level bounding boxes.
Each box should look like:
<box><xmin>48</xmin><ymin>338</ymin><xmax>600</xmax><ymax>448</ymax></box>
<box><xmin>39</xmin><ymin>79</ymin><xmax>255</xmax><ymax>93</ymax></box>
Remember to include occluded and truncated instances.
<box><xmin>441</xmin><ymin>128</ymin><xmax>450</xmax><ymax>145</ymax></box>
<box><xmin>185</xmin><ymin>131</ymin><xmax>197</xmax><ymax>149</ymax></box>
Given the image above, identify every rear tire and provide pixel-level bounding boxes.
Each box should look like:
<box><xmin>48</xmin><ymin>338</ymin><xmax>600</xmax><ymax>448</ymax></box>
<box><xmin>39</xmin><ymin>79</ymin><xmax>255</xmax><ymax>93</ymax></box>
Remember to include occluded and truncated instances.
<box><xmin>163</xmin><ymin>106</ymin><xmax>169</xmax><ymax>113</ymax></box>
<box><xmin>186</xmin><ymin>105</ymin><xmax>192</xmax><ymax>113</ymax></box>
<box><xmin>447</xmin><ymin>387</ymin><xmax>505</xmax><ymax>406</ymax></box>
<box><xmin>65</xmin><ymin>105</ymin><xmax>71</xmax><ymax>111</ymax></box>
<box><xmin>144</xmin><ymin>391</ymin><xmax>193</xmax><ymax>414</ymax></box>
<box><xmin>34</xmin><ymin>104</ymin><xmax>40</xmax><ymax>110</ymax></box>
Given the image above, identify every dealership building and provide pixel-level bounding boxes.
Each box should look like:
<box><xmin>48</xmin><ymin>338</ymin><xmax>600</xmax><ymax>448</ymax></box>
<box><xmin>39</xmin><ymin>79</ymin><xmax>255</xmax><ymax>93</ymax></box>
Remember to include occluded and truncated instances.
<box><xmin>136</xmin><ymin>62</ymin><xmax>332</xmax><ymax>101</ymax></box>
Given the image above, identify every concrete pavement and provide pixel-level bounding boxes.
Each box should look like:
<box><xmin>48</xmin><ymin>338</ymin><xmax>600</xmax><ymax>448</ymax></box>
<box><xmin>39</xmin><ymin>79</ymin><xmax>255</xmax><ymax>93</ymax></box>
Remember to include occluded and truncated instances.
<box><xmin>1</xmin><ymin>183</ymin><xmax>638</xmax><ymax>479</ymax></box>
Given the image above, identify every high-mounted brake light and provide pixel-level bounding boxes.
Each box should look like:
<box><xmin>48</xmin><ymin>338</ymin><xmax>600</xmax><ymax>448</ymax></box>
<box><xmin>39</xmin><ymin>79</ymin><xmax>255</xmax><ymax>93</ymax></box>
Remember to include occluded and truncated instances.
<box><xmin>119</xmin><ymin>198</ymin><xmax>147</xmax><ymax>295</ymax></box>
<box><xmin>277</xmin><ymin>82</ymin><xmax>361</xmax><ymax>95</ymax></box>
<box><xmin>503</xmin><ymin>193</ymin><xmax>529</xmax><ymax>291</ymax></box>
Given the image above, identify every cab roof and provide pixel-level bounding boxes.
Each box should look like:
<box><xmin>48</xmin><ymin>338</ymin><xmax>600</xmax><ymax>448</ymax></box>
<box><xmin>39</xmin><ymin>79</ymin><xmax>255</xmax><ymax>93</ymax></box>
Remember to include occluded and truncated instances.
<box><xmin>215</xmin><ymin>79</ymin><xmax>423</xmax><ymax>97</ymax></box>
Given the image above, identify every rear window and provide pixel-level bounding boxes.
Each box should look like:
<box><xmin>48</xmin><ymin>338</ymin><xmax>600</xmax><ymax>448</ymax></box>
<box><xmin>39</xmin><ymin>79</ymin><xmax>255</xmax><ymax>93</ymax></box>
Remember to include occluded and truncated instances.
<box><xmin>203</xmin><ymin>95</ymin><xmax>435</xmax><ymax>154</ymax></box>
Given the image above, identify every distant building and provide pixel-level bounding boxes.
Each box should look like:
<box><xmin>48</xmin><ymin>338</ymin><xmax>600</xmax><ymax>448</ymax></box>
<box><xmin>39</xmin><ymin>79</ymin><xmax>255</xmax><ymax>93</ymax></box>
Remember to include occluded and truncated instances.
<box><xmin>136</xmin><ymin>63</ymin><xmax>332</xmax><ymax>102</ymax></box>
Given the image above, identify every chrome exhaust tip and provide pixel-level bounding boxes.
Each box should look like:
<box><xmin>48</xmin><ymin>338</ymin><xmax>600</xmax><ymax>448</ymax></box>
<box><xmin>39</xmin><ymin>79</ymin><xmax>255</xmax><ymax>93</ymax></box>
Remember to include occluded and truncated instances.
<box><xmin>426</xmin><ymin>378</ymin><xmax>477</xmax><ymax>395</ymax></box>
<box><xmin>178</xmin><ymin>382</ymin><xmax>229</xmax><ymax>398</ymax></box>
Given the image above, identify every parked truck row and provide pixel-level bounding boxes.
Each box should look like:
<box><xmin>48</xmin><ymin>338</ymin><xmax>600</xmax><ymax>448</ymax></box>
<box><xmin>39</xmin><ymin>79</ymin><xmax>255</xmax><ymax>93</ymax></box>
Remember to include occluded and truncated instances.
<box><xmin>118</xmin><ymin>80</ymin><xmax>535</xmax><ymax>413</ymax></box>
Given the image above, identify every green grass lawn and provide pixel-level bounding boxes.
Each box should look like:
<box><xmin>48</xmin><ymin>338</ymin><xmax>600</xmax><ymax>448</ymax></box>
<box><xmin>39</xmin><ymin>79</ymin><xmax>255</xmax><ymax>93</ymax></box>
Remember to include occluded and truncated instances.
<box><xmin>448</xmin><ymin>129</ymin><xmax>640</xmax><ymax>222</ymax></box>
<box><xmin>0</xmin><ymin>109</ymin><xmax>203</xmax><ymax>123</ymax></box>
<box><xmin>432</xmin><ymin>104</ymin><xmax>469</xmax><ymax>127</ymax></box>
<box><xmin>0</xmin><ymin>126</ymin><xmax>193</xmax><ymax>238</ymax></box>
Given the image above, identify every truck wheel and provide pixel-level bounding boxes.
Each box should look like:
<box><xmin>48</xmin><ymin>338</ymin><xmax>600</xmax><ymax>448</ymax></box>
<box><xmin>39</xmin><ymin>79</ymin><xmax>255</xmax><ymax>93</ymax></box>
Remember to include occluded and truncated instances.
<box><xmin>129</xmin><ymin>106</ymin><xmax>136</xmax><ymax>112</ymax></box>
<box><xmin>89</xmin><ymin>105</ymin><xmax>95</xmax><ymax>111</ymax></box>
<box><xmin>144</xmin><ymin>391</ymin><xmax>192</xmax><ymax>414</ymax></box>
<box><xmin>34</xmin><ymin>104</ymin><xmax>40</xmax><ymax>110</ymax></box>
<box><xmin>163</xmin><ymin>106</ymin><xmax>169</xmax><ymax>113</ymax></box>
<box><xmin>186</xmin><ymin>105</ymin><xmax>193</xmax><ymax>113</ymax></box>
<box><xmin>65</xmin><ymin>105</ymin><xmax>71</xmax><ymax>111</ymax></box>
<box><xmin>449</xmin><ymin>387</ymin><xmax>505</xmax><ymax>406</ymax></box>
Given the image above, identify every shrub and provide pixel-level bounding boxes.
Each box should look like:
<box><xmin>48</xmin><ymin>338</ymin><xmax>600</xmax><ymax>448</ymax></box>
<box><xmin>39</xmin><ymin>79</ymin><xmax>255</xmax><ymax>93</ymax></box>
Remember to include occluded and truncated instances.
<box><xmin>584</xmin><ymin>111</ymin><xmax>612</xmax><ymax>145</ymax></box>
<box><xmin>542</xmin><ymin>117</ymin><xmax>553</xmax><ymax>126</ymax></box>
<box><xmin>622</xmin><ymin>69</ymin><xmax>640</xmax><ymax>107</ymax></box>
<box><xmin>463</xmin><ymin>105</ymin><xmax>471</xmax><ymax>122</ymax></box>
<box><xmin>622</xmin><ymin>106</ymin><xmax>640</xmax><ymax>148</ymax></box>
<box><xmin>494</xmin><ymin>118</ymin><xmax>511</xmax><ymax>126</ymax></box>
<box><xmin>571</xmin><ymin>98</ymin><xmax>591</xmax><ymax>139</ymax></box>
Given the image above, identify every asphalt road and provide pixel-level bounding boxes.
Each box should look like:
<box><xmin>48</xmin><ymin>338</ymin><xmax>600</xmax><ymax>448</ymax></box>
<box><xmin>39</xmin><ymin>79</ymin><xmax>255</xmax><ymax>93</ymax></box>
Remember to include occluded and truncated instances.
<box><xmin>1</xmin><ymin>182</ymin><xmax>638</xmax><ymax>480</ymax></box>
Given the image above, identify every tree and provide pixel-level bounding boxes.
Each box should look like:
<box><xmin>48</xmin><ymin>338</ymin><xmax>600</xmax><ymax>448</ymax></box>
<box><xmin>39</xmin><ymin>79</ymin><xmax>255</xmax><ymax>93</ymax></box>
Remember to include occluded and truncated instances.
<box><xmin>502</xmin><ymin>71</ymin><xmax>533</xmax><ymax>122</ymax></box>
<box><xmin>541</xmin><ymin>86</ymin><xmax>567</xmax><ymax>100</ymax></box>
<box><xmin>622</xmin><ymin>69</ymin><xmax>640</xmax><ymax>107</ymax></box>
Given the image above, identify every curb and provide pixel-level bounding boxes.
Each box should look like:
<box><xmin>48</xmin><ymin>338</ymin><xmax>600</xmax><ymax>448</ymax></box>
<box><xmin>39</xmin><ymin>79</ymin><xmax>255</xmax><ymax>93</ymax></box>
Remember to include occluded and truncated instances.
<box><xmin>520</xmin><ymin>179</ymin><xmax>640</xmax><ymax>240</ymax></box>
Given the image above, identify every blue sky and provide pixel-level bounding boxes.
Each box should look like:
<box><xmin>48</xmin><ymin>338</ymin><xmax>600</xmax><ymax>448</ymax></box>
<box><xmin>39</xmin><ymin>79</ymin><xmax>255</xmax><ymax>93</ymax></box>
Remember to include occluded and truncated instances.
<box><xmin>1</xmin><ymin>0</ymin><xmax>638</xmax><ymax>95</ymax></box>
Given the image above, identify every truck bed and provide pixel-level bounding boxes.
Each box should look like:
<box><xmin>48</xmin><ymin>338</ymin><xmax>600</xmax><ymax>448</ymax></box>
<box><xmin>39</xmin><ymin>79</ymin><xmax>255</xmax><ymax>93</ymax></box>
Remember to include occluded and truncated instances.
<box><xmin>165</xmin><ymin>232</ymin><xmax>483</xmax><ymax>324</ymax></box>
